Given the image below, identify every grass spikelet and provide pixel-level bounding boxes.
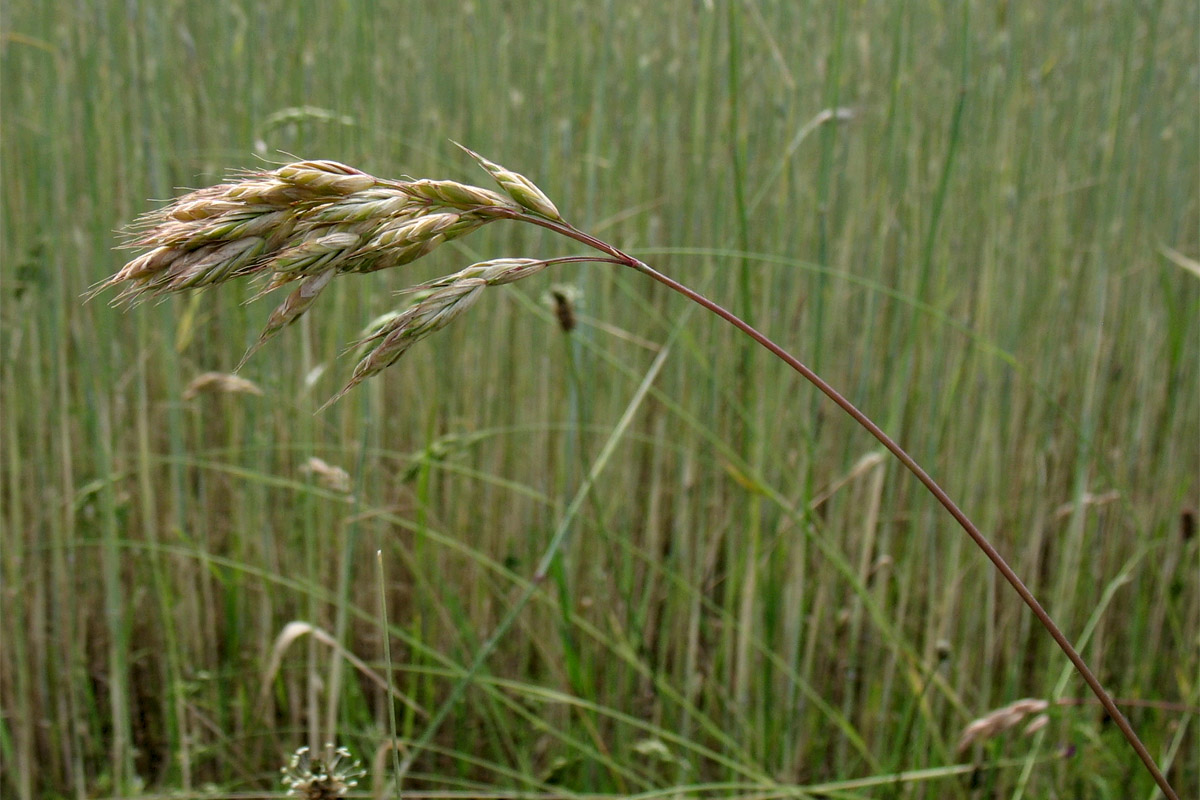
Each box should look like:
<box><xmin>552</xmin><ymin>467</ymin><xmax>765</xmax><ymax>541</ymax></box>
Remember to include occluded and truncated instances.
<box><xmin>365</xmin><ymin>211</ymin><xmax>462</xmax><ymax>249</ymax></box>
<box><xmin>269</xmin><ymin>231</ymin><xmax>362</xmax><ymax>275</ymax></box>
<box><xmin>188</xmin><ymin>208</ymin><xmax>294</xmax><ymax>243</ymax></box>
<box><xmin>224</xmin><ymin>178</ymin><xmax>313</xmax><ymax>206</ymax></box>
<box><xmin>274</xmin><ymin>160</ymin><xmax>377</xmax><ymax>194</ymax></box>
<box><xmin>165</xmin><ymin>185</ymin><xmax>241</xmax><ymax>221</ymax></box>
<box><xmin>304</xmin><ymin>188</ymin><xmax>416</xmax><ymax>224</ymax></box>
<box><xmin>238</xmin><ymin>269</ymin><xmax>337</xmax><ymax>369</ymax></box>
<box><xmin>343</xmin><ymin>237</ymin><xmax>443</xmax><ymax>275</ymax></box>
<box><xmin>325</xmin><ymin>277</ymin><xmax>489</xmax><ymax>408</ymax></box>
<box><xmin>324</xmin><ymin>258</ymin><xmax>553</xmax><ymax>407</ymax></box>
<box><xmin>454</xmin><ymin>141</ymin><xmax>562</xmax><ymax>220</ymax></box>
<box><xmin>403</xmin><ymin>257</ymin><xmax>548</xmax><ymax>292</ymax></box>
<box><xmin>402</xmin><ymin>178</ymin><xmax>517</xmax><ymax>210</ymax></box>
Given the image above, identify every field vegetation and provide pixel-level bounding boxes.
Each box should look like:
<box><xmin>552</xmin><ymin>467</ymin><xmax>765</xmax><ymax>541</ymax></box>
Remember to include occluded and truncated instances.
<box><xmin>2</xmin><ymin>1</ymin><xmax>1197</xmax><ymax>797</ymax></box>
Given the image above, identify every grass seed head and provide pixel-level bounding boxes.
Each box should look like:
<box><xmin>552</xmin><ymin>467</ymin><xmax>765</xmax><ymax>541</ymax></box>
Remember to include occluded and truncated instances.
<box><xmin>403</xmin><ymin>258</ymin><xmax>548</xmax><ymax>294</ymax></box>
<box><xmin>98</xmin><ymin>148</ymin><xmax>570</xmax><ymax>402</ymax></box>
<box><xmin>299</xmin><ymin>456</ymin><xmax>352</xmax><ymax>494</ymax></box>
<box><xmin>956</xmin><ymin>698</ymin><xmax>1051</xmax><ymax>753</ymax></box>
<box><xmin>238</xmin><ymin>268</ymin><xmax>337</xmax><ymax>369</ymax></box>
<box><xmin>182</xmin><ymin>372</ymin><xmax>264</xmax><ymax>400</ymax></box>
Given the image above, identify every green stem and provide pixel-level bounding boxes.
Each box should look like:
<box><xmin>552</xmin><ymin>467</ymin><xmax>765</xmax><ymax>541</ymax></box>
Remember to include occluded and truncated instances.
<box><xmin>376</xmin><ymin>551</ymin><xmax>405</xmax><ymax>798</ymax></box>
<box><xmin>395</xmin><ymin>330</ymin><xmax>671</xmax><ymax>788</ymax></box>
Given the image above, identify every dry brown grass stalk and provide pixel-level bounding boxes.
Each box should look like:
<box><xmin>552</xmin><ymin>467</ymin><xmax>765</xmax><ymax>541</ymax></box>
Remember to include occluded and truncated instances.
<box><xmin>370</xmin><ymin>740</ymin><xmax>409</xmax><ymax>800</ymax></box>
<box><xmin>258</xmin><ymin>621</ymin><xmax>424</xmax><ymax>720</ymax></box>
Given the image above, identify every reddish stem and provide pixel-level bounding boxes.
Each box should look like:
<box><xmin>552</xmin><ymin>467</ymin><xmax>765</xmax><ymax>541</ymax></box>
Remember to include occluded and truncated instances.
<box><xmin>503</xmin><ymin>209</ymin><xmax>1177</xmax><ymax>799</ymax></box>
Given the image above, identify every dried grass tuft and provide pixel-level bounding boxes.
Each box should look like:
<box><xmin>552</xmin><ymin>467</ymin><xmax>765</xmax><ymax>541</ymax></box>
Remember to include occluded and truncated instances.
<box><xmin>182</xmin><ymin>371</ymin><xmax>264</xmax><ymax>400</ymax></box>
<box><xmin>299</xmin><ymin>456</ymin><xmax>352</xmax><ymax>494</ymax></box>
<box><xmin>956</xmin><ymin>697</ymin><xmax>1051</xmax><ymax>753</ymax></box>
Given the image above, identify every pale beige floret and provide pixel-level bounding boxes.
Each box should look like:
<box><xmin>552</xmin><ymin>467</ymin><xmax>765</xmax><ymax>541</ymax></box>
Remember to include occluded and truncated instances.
<box><xmin>182</xmin><ymin>372</ymin><xmax>264</xmax><ymax>400</ymax></box>
<box><xmin>956</xmin><ymin>698</ymin><xmax>1051</xmax><ymax>753</ymax></box>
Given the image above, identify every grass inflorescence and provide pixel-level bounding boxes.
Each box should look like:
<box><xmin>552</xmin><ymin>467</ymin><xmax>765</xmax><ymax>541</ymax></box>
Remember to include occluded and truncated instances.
<box><xmin>93</xmin><ymin>150</ymin><xmax>580</xmax><ymax>406</ymax></box>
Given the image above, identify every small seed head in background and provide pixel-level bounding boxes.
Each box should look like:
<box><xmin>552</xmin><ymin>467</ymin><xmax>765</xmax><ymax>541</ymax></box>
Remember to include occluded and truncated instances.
<box><xmin>545</xmin><ymin>284</ymin><xmax>580</xmax><ymax>333</ymax></box>
<box><xmin>956</xmin><ymin>698</ymin><xmax>1051</xmax><ymax>754</ymax></box>
<box><xmin>182</xmin><ymin>372</ymin><xmax>264</xmax><ymax>401</ymax></box>
<box><xmin>299</xmin><ymin>456</ymin><xmax>352</xmax><ymax>495</ymax></box>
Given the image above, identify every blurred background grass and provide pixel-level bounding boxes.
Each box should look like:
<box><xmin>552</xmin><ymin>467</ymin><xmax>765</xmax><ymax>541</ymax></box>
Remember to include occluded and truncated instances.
<box><xmin>2</xmin><ymin>1</ymin><xmax>1197</xmax><ymax>797</ymax></box>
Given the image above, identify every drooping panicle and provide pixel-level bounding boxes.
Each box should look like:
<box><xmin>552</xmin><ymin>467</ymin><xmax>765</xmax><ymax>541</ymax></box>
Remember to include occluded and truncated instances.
<box><xmin>324</xmin><ymin>258</ymin><xmax>554</xmax><ymax>408</ymax></box>
<box><xmin>97</xmin><ymin>149</ymin><xmax>578</xmax><ymax>404</ymax></box>
<box><xmin>93</xmin><ymin>158</ymin><xmax>512</xmax><ymax>307</ymax></box>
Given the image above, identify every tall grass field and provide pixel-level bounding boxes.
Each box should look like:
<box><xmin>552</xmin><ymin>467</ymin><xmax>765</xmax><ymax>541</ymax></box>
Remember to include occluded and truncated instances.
<box><xmin>2</xmin><ymin>2</ymin><xmax>1197</xmax><ymax>797</ymax></box>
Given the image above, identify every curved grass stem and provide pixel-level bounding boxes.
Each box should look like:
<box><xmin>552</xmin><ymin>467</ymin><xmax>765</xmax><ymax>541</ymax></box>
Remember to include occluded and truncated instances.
<box><xmin>500</xmin><ymin>210</ymin><xmax>1177</xmax><ymax>800</ymax></box>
